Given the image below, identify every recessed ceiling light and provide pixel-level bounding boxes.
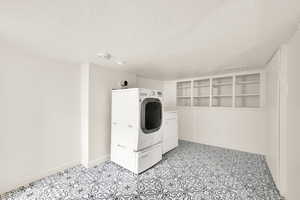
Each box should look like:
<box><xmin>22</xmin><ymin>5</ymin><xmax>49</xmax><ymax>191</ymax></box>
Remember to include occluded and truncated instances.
<box><xmin>97</xmin><ymin>52</ymin><xmax>126</xmax><ymax>65</ymax></box>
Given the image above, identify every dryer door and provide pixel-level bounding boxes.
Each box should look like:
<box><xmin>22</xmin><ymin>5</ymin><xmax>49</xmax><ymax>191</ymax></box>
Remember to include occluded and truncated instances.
<box><xmin>141</xmin><ymin>98</ymin><xmax>162</xmax><ymax>134</ymax></box>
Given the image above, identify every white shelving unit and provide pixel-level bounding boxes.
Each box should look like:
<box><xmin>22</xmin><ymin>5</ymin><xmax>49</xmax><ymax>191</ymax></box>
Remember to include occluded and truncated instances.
<box><xmin>235</xmin><ymin>73</ymin><xmax>260</xmax><ymax>108</ymax></box>
<box><xmin>175</xmin><ymin>71</ymin><xmax>262</xmax><ymax>108</ymax></box>
<box><xmin>176</xmin><ymin>81</ymin><xmax>192</xmax><ymax>106</ymax></box>
<box><xmin>193</xmin><ymin>79</ymin><xmax>210</xmax><ymax>107</ymax></box>
<box><xmin>212</xmin><ymin>76</ymin><xmax>233</xmax><ymax>107</ymax></box>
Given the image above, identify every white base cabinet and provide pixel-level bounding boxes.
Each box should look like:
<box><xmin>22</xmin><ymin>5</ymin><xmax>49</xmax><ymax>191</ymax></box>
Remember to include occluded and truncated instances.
<box><xmin>163</xmin><ymin>111</ymin><xmax>178</xmax><ymax>154</ymax></box>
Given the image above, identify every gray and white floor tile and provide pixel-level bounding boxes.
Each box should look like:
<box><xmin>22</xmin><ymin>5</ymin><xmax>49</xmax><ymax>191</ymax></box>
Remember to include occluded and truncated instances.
<box><xmin>1</xmin><ymin>140</ymin><xmax>281</xmax><ymax>200</ymax></box>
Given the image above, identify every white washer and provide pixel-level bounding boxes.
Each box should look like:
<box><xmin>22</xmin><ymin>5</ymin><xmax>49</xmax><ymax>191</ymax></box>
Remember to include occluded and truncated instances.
<box><xmin>111</xmin><ymin>88</ymin><xmax>163</xmax><ymax>174</ymax></box>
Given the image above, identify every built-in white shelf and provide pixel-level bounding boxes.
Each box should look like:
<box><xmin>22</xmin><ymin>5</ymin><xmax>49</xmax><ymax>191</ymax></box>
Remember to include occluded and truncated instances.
<box><xmin>235</xmin><ymin>93</ymin><xmax>260</xmax><ymax>97</ymax></box>
<box><xmin>212</xmin><ymin>95</ymin><xmax>232</xmax><ymax>97</ymax></box>
<box><xmin>194</xmin><ymin>85</ymin><xmax>210</xmax><ymax>88</ymax></box>
<box><xmin>192</xmin><ymin>79</ymin><xmax>210</xmax><ymax>107</ymax></box>
<box><xmin>177</xmin><ymin>86</ymin><xmax>192</xmax><ymax>89</ymax></box>
<box><xmin>212</xmin><ymin>76</ymin><xmax>233</xmax><ymax>107</ymax></box>
<box><xmin>235</xmin><ymin>73</ymin><xmax>260</xmax><ymax>108</ymax></box>
<box><xmin>193</xmin><ymin>96</ymin><xmax>210</xmax><ymax>98</ymax></box>
<box><xmin>177</xmin><ymin>81</ymin><xmax>192</xmax><ymax>106</ymax></box>
<box><xmin>236</xmin><ymin>80</ymin><xmax>260</xmax><ymax>85</ymax></box>
<box><xmin>212</xmin><ymin>83</ymin><xmax>233</xmax><ymax>86</ymax></box>
<box><xmin>176</xmin><ymin>72</ymin><xmax>262</xmax><ymax>108</ymax></box>
<box><xmin>193</xmin><ymin>97</ymin><xmax>210</xmax><ymax>107</ymax></box>
<box><xmin>177</xmin><ymin>96</ymin><xmax>192</xmax><ymax>98</ymax></box>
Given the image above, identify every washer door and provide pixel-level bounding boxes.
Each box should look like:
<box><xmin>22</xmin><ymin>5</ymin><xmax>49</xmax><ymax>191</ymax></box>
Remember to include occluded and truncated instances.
<box><xmin>141</xmin><ymin>98</ymin><xmax>162</xmax><ymax>134</ymax></box>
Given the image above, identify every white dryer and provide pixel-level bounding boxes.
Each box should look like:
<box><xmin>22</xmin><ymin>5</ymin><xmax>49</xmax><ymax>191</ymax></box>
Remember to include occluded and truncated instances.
<box><xmin>111</xmin><ymin>88</ymin><xmax>163</xmax><ymax>174</ymax></box>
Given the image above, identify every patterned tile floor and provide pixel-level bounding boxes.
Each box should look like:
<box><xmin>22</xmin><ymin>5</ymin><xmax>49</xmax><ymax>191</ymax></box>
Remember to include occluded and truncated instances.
<box><xmin>1</xmin><ymin>140</ymin><xmax>281</xmax><ymax>200</ymax></box>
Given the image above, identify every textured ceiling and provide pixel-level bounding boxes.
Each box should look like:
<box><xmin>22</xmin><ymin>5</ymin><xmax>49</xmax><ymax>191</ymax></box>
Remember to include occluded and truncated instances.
<box><xmin>1</xmin><ymin>0</ymin><xmax>300</xmax><ymax>80</ymax></box>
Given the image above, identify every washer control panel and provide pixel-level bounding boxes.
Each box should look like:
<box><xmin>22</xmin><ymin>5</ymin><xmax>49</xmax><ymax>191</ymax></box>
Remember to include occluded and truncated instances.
<box><xmin>139</xmin><ymin>89</ymin><xmax>163</xmax><ymax>100</ymax></box>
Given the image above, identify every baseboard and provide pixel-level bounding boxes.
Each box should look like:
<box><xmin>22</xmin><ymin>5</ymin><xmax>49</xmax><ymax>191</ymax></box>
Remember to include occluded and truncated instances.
<box><xmin>2</xmin><ymin>155</ymin><xmax>111</xmax><ymax>194</ymax></box>
<box><xmin>179</xmin><ymin>138</ymin><xmax>265</xmax><ymax>155</ymax></box>
<box><xmin>1</xmin><ymin>160</ymin><xmax>80</xmax><ymax>195</ymax></box>
<box><xmin>87</xmin><ymin>154</ymin><xmax>110</xmax><ymax>168</ymax></box>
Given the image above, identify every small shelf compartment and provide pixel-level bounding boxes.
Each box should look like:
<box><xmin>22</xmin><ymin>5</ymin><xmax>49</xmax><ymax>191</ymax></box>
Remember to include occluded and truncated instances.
<box><xmin>235</xmin><ymin>73</ymin><xmax>260</xmax><ymax>108</ymax></box>
<box><xmin>177</xmin><ymin>97</ymin><xmax>191</xmax><ymax>106</ymax></box>
<box><xmin>193</xmin><ymin>79</ymin><xmax>210</xmax><ymax>106</ymax></box>
<box><xmin>193</xmin><ymin>97</ymin><xmax>209</xmax><ymax>107</ymax></box>
<box><xmin>212</xmin><ymin>76</ymin><xmax>233</xmax><ymax>107</ymax></box>
<box><xmin>177</xmin><ymin>81</ymin><xmax>192</xmax><ymax>106</ymax></box>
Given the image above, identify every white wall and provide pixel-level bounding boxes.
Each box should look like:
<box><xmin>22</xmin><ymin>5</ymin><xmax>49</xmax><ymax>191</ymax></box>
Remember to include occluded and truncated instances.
<box><xmin>163</xmin><ymin>81</ymin><xmax>177</xmax><ymax>107</ymax></box>
<box><xmin>0</xmin><ymin>48</ymin><xmax>159</xmax><ymax>192</ymax></box>
<box><xmin>89</xmin><ymin>64</ymin><xmax>137</xmax><ymax>164</ymax></box>
<box><xmin>263</xmin><ymin>27</ymin><xmax>300</xmax><ymax>199</ymax></box>
<box><xmin>285</xmin><ymin>28</ymin><xmax>300</xmax><ymax>200</ymax></box>
<box><xmin>163</xmin><ymin>79</ymin><xmax>268</xmax><ymax>155</ymax></box>
<box><xmin>80</xmin><ymin>64</ymin><xmax>90</xmax><ymax>167</ymax></box>
<box><xmin>136</xmin><ymin>77</ymin><xmax>163</xmax><ymax>90</ymax></box>
<box><xmin>0</xmin><ymin>41</ymin><xmax>81</xmax><ymax>193</ymax></box>
<box><xmin>265</xmin><ymin>50</ymin><xmax>281</xmax><ymax>187</ymax></box>
<box><xmin>177</xmin><ymin>108</ymin><xmax>267</xmax><ymax>154</ymax></box>
<box><xmin>81</xmin><ymin>63</ymin><xmax>137</xmax><ymax>167</ymax></box>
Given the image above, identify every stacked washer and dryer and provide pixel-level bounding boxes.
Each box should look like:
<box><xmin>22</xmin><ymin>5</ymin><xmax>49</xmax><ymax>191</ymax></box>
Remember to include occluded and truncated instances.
<box><xmin>111</xmin><ymin>88</ymin><xmax>163</xmax><ymax>174</ymax></box>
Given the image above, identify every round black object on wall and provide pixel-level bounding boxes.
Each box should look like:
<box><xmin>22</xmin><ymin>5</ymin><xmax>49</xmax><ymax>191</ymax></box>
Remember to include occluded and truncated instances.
<box><xmin>120</xmin><ymin>80</ymin><xmax>128</xmax><ymax>88</ymax></box>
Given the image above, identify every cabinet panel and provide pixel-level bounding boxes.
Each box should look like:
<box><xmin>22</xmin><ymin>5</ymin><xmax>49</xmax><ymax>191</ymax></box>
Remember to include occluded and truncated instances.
<box><xmin>163</xmin><ymin>113</ymin><xmax>178</xmax><ymax>154</ymax></box>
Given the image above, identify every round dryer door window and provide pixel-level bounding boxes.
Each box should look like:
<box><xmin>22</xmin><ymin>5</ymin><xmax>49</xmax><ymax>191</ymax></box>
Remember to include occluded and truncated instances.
<box><xmin>141</xmin><ymin>98</ymin><xmax>162</xmax><ymax>134</ymax></box>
